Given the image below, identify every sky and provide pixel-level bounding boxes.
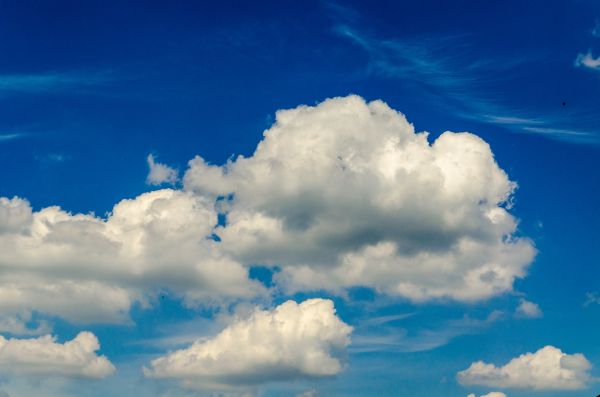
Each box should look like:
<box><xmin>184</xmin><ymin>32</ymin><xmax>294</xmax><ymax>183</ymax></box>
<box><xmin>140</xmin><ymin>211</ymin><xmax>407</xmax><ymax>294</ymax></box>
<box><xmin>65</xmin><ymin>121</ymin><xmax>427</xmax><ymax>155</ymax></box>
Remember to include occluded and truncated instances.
<box><xmin>0</xmin><ymin>1</ymin><xmax>599</xmax><ymax>396</ymax></box>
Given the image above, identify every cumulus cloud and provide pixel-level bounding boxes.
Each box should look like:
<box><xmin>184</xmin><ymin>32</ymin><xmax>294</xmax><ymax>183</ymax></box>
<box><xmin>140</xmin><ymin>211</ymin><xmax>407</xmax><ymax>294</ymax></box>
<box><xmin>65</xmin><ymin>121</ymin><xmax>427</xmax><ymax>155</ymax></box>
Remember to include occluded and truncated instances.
<box><xmin>0</xmin><ymin>331</ymin><xmax>114</xmax><ymax>378</ymax></box>
<box><xmin>184</xmin><ymin>95</ymin><xmax>535</xmax><ymax>302</ymax></box>
<box><xmin>0</xmin><ymin>191</ymin><xmax>264</xmax><ymax>324</ymax></box>
<box><xmin>146</xmin><ymin>154</ymin><xmax>178</xmax><ymax>185</ymax></box>
<box><xmin>458</xmin><ymin>346</ymin><xmax>592</xmax><ymax>390</ymax></box>
<box><xmin>515</xmin><ymin>299</ymin><xmax>542</xmax><ymax>318</ymax></box>
<box><xmin>0</xmin><ymin>95</ymin><xmax>535</xmax><ymax>325</ymax></box>
<box><xmin>145</xmin><ymin>299</ymin><xmax>352</xmax><ymax>389</ymax></box>
<box><xmin>575</xmin><ymin>52</ymin><xmax>600</xmax><ymax>71</ymax></box>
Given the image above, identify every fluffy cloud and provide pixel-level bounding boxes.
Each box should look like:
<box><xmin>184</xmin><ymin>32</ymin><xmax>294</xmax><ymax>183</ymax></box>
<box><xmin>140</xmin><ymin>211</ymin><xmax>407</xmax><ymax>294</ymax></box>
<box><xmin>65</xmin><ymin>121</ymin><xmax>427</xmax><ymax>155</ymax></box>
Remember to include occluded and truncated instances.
<box><xmin>0</xmin><ymin>190</ymin><xmax>264</xmax><ymax>324</ymax></box>
<box><xmin>575</xmin><ymin>52</ymin><xmax>600</xmax><ymax>71</ymax></box>
<box><xmin>0</xmin><ymin>95</ymin><xmax>535</xmax><ymax>325</ymax></box>
<box><xmin>467</xmin><ymin>393</ymin><xmax>506</xmax><ymax>397</ymax></box>
<box><xmin>515</xmin><ymin>299</ymin><xmax>542</xmax><ymax>318</ymax></box>
<box><xmin>0</xmin><ymin>331</ymin><xmax>114</xmax><ymax>378</ymax></box>
<box><xmin>145</xmin><ymin>299</ymin><xmax>352</xmax><ymax>389</ymax></box>
<box><xmin>184</xmin><ymin>95</ymin><xmax>535</xmax><ymax>302</ymax></box>
<box><xmin>146</xmin><ymin>154</ymin><xmax>178</xmax><ymax>185</ymax></box>
<box><xmin>458</xmin><ymin>346</ymin><xmax>592</xmax><ymax>390</ymax></box>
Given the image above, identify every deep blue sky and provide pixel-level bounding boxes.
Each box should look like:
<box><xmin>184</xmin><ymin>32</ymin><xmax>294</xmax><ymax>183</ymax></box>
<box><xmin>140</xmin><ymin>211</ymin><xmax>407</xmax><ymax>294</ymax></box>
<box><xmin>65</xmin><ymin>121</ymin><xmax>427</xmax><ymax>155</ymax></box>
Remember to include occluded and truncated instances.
<box><xmin>1</xmin><ymin>1</ymin><xmax>599</xmax><ymax>397</ymax></box>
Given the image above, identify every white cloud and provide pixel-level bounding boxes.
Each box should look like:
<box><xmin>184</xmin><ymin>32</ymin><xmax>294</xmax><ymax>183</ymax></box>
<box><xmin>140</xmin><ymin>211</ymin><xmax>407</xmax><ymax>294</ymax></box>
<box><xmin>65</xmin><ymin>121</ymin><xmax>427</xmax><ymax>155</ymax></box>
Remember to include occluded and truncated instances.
<box><xmin>146</xmin><ymin>154</ymin><xmax>178</xmax><ymax>185</ymax></box>
<box><xmin>144</xmin><ymin>299</ymin><xmax>352</xmax><ymax>389</ymax></box>
<box><xmin>0</xmin><ymin>190</ymin><xmax>264</xmax><ymax>324</ymax></box>
<box><xmin>575</xmin><ymin>52</ymin><xmax>600</xmax><ymax>71</ymax></box>
<box><xmin>458</xmin><ymin>346</ymin><xmax>592</xmax><ymax>390</ymax></box>
<box><xmin>0</xmin><ymin>331</ymin><xmax>114</xmax><ymax>378</ymax></box>
<box><xmin>0</xmin><ymin>312</ymin><xmax>51</xmax><ymax>336</ymax></box>
<box><xmin>296</xmin><ymin>390</ymin><xmax>317</xmax><ymax>397</ymax></box>
<box><xmin>184</xmin><ymin>95</ymin><xmax>535</xmax><ymax>302</ymax></box>
<box><xmin>467</xmin><ymin>393</ymin><xmax>506</xmax><ymax>397</ymax></box>
<box><xmin>515</xmin><ymin>299</ymin><xmax>542</xmax><ymax>318</ymax></box>
<box><xmin>0</xmin><ymin>95</ymin><xmax>535</xmax><ymax>325</ymax></box>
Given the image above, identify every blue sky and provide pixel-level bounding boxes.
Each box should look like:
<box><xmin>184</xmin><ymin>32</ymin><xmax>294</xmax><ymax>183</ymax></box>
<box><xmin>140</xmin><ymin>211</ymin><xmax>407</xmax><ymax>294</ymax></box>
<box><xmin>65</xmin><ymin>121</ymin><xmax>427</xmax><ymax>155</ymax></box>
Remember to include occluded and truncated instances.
<box><xmin>0</xmin><ymin>1</ymin><xmax>599</xmax><ymax>397</ymax></box>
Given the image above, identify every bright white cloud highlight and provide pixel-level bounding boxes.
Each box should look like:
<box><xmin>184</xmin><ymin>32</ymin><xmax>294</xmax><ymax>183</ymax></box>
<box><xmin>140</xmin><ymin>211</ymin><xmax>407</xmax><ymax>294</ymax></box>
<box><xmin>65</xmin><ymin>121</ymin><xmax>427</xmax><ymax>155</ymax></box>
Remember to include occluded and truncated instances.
<box><xmin>185</xmin><ymin>95</ymin><xmax>535</xmax><ymax>302</ymax></box>
<box><xmin>0</xmin><ymin>331</ymin><xmax>114</xmax><ymax>378</ymax></box>
<box><xmin>146</xmin><ymin>154</ymin><xmax>178</xmax><ymax>185</ymax></box>
<box><xmin>575</xmin><ymin>52</ymin><xmax>600</xmax><ymax>71</ymax></box>
<box><xmin>145</xmin><ymin>299</ymin><xmax>352</xmax><ymax>388</ymax></box>
<box><xmin>515</xmin><ymin>299</ymin><xmax>542</xmax><ymax>318</ymax></box>
<box><xmin>0</xmin><ymin>191</ymin><xmax>264</xmax><ymax>324</ymax></box>
<box><xmin>458</xmin><ymin>346</ymin><xmax>592</xmax><ymax>390</ymax></box>
<box><xmin>467</xmin><ymin>393</ymin><xmax>507</xmax><ymax>397</ymax></box>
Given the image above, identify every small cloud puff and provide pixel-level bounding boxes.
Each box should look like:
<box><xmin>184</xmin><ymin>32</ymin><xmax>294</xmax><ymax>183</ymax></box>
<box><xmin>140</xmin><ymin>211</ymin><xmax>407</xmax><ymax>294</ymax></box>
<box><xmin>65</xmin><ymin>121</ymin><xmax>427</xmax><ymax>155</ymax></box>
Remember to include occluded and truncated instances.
<box><xmin>0</xmin><ymin>331</ymin><xmax>114</xmax><ymax>378</ymax></box>
<box><xmin>146</xmin><ymin>154</ymin><xmax>178</xmax><ymax>185</ymax></box>
<box><xmin>468</xmin><ymin>393</ymin><xmax>507</xmax><ymax>397</ymax></box>
<box><xmin>145</xmin><ymin>299</ymin><xmax>352</xmax><ymax>390</ymax></box>
<box><xmin>458</xmin><ymin>346</ymin><xmax>592</xmax><ymax>390</ymax></box>
<box><xmin>575</xmin><ymin>52</ymin><xmax>600</xmax><ymax>71</ymax></box>
<box><xmin>515</xmin><ymin>299</ymin><xmax>542</xmax><ymax>318</ymax></box>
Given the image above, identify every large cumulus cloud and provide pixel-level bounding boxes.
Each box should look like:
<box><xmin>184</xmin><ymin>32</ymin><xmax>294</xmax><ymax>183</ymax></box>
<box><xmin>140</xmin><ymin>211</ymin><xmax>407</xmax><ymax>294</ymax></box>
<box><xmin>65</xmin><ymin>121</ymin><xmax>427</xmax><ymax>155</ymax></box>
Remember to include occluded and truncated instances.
<box><xmin>0</xmin><ymin>95</ymin><xmax>535</xmax><ymax>326</ymax></box>
<box><xmin>144</xmin><ymin>299</ymin><xmax>352</xmax><ymax>389</ymax></box>
<box><xmin>185</xmin><ymin>95</ymin><xmax>535</xmax><ymax>301</ymax></box>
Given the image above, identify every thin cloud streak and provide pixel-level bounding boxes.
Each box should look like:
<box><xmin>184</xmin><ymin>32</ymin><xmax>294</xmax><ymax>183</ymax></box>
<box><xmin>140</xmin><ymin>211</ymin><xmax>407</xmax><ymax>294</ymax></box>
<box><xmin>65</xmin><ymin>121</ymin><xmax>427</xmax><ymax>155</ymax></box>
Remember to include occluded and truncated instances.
<box><xmin>329</xmin><ymin>6</ymin><xmax>599</xmax><ymax>143</ymax></box>
<box><xmin>350</xmin><ymin>311</ymin><xmax>503</xmax><ymax>354</ymax></box>
<box><xmin>0</xmin><ymin>71</ymin><xmax>113</xmax><ymax>96</ymax></box>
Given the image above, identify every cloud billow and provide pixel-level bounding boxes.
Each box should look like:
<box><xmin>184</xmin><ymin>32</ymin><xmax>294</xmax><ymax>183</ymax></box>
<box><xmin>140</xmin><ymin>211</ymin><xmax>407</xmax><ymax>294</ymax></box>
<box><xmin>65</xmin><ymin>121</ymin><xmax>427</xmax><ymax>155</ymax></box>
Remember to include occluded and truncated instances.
<box><xmin>185</xmin><ymin>95</ymin><xmax>535</xmax><ymax>302</ymax></box>
<box><xmin>144</xmin><ymin>299</ymin><xmax>352</xmax><ymax>389</ymax></box>
<box><xmin>0</xmin><ymin>95</ymin><xmax>535</xmax><ymax>326</ymax></box>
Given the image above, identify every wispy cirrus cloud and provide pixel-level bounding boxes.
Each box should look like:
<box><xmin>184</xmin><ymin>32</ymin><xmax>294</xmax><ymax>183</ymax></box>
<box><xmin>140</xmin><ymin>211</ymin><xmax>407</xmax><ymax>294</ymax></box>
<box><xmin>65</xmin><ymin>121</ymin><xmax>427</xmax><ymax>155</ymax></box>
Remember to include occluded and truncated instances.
<box><xmin>351</xmin><ymin>311</ymin><xmax>503</xmax><ymax>354</ymax></box>
<box><xmin>328</xmin><ymin>5</ymin><xmax>599</xmax><ymax>143</ymax></box>
<box><xmin>0</xmin><ymin>71</ymin><xmax>113</xmax><ymax>97</ymax></box>
<box><xmin>0</xmin><ymin>133</ymin><xmax>26</xmax><ymax>142</ymax></box>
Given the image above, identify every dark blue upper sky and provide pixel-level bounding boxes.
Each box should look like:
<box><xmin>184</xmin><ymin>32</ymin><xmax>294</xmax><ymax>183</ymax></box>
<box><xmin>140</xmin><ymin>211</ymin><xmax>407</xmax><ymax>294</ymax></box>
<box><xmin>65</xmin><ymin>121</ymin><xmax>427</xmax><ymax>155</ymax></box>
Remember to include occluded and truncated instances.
<box><xmin>0</xmin><ymin>1</ymin><xmax>599</xmax><ymax>397</ymax></box>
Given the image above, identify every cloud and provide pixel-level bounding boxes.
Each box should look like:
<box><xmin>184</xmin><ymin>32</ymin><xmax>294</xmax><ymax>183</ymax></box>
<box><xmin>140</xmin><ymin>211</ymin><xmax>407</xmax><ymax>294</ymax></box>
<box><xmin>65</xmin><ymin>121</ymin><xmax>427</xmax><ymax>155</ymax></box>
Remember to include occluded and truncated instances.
<box><xmin>575</xmin><ymin>52</ymin><xmax>600</xmax><ymax>71</ymax></box>
<box><xmin>0</xmin><ymin>134</ymin><xmax>26</xmax><ymax>142</ymax></box>
<box><xmin>584</xmin><ymin>291</ymin><xmax>600</xmax><ymax>306</ymax></box>
<box><xmin>457</xmin><ymin>346</ymin><xmax>592</xmax><ymax>390</ymax></box>
<box><xmin>0</xmin><ymin>312</ymin><xmax>51</xmax><ymax>336</ymax></box>
<box><xmin>0</xmin><ymin>71</ymin><xmax>112</xmax><ymax>97</ymax></box>
<box><xmin>296</xmin><ymin>390</ymin><xmax>318</xmax><ymax>397</ymax></box>
<box><xmin>0</xmin><ymin>331</ymin><xmax>114</xmax><ymax>379</ymax></box>
<box><xmin>329</xmin><ymin>9</ymin><xmax>599</xmax><ymax>143</ymax></box>
<box><xmin>515</xmin><ymin>299</ymin><xmax>542</xmax><ymax>318</ymax></box>
<box><xmin>0</xmin><ymin>191</ymin><xmax>264</xmax><ymax>324</ymax></box>
<box><xmin>146</xmin><ymin>154</ymin><xmax>179</xmax><ymax>185</ymax></box>
<box><xmin>0</xmin><ymin>95</ymin><xmax>534</xmax><ymax>326</ymax></box>
<box><xmin>185</xmin><ymin>95</ymin><xmax>535</xmax><ymax>302</ymax></box>
<box><xmin>144</xmin><ymin>299</ymin><xmax>352</xmax><ymax>389</ymax></box>
<box><xmin>467</xmin><ymin>393</ymin><xmax>506</xmax><ymax>397</ymax></box>
<box><xmin>352</xmin><ymin>310</ymin><xmax>503</xmax><ymax>353</ymax></box>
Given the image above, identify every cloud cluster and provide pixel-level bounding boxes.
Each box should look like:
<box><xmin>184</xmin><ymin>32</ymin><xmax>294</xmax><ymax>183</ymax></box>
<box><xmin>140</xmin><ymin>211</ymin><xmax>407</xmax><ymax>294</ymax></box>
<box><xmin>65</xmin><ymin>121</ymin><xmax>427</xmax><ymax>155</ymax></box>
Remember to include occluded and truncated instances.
<box><xmin>458</xmin><ymin>346</ymin><xmax>592</xmax><ymax>390</ymax></box>
<box><xmin>185</xmin><ymin>95</ymin><xmax>535</xmax><ymax>301</ymax></box>
<box><xmin>0</xmin><ymin>190</ymin><xmax>264</xmax><ymax>324</ymax></box>
<box><xmin>0</xmin><ymin>331</ymin><xmax>114</xmax><ymax>378</ymax></box>
<box><xmin>145</xmin><ymin>299</ymin><xmax>352</xmax><ymax>389</ymax></box>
